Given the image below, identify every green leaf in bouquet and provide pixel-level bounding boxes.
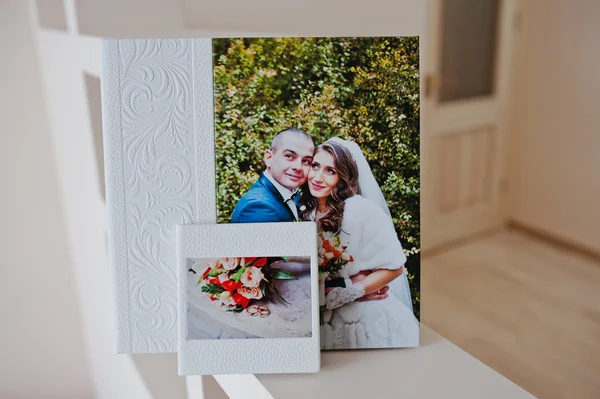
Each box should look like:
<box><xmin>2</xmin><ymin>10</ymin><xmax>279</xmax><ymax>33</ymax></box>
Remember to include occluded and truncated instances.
<box><xmin>188</xmin><ymin>268</ymin><xmax>197</xmax><ymax>274</ymax></box>
<box><xmin>200</xmin><ymin>284</ymin><xmax>224</xmax><ymax>295</ymax></box>
<box><xmin>260</xmin><ymin>283</ymin><xmax>267</xmax><ymax>298</ymax></box>
<box><xmin>207</xmin><ymin>269</ymin><xmax>226</xmax><ymax>277</ymax></box>
<box><xmin>226</xmin><ymin>305</ymin><xmax>245</xmax><ymax>313</ymax></box>
<box><xmin>230</xmin><ymin>264</ymin><xmax>248</xmax><ymax>282</ymax></box>
<box><xmin>269</xmin><ymin>268</ymin><xmax>298</xmax><ymax>280</ymax></box>
<box><xmin>280</xmin><ymin>256</ymin><xmax>290</xmax><ymax>262</ymax></box>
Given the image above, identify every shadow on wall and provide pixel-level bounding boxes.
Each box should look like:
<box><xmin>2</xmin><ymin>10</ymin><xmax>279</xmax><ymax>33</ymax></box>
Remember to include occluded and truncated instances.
<box><xmin>132</xmin><ymin>354</ymin><xmax>229</xmax><ymax>399</ymax></box>
<box><xmin>83</xmin><ymin>73</ymin><xmax>105</xmax><ymax>202</ymax></box>
<box><xmin>132</xmin><ymin>354</ymin><xmax>187</xmax><ymax>399</ymax></box>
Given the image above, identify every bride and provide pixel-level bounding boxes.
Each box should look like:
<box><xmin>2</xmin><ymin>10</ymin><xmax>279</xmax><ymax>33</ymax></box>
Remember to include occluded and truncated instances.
<box><xmin>299</xmin><ymin>138</ymin><xmax>419</xmax><ymax>349</ymax></box>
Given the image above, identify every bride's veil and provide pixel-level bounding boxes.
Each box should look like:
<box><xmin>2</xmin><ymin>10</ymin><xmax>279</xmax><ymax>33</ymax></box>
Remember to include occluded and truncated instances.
<box><xmin>326</xmin><ymin>137</ymin><xmax>415</xmax><ymax>313</ymax></box>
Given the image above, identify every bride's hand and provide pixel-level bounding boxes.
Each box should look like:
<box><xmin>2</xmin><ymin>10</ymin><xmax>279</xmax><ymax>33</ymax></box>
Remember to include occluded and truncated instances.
<box><xmin>350</xmin><ymin>271</ymin><xmax>390</xmax><ymax>301</ymax></box>
<box><xmin>324</xmin><ymin>283</ymin><xmax>366</xmax><ymax>310</ymax></box>
<box><xmin>356</xmin><ymin>285</ymin><xmax>390</xmax><ymax>301</ymax></box>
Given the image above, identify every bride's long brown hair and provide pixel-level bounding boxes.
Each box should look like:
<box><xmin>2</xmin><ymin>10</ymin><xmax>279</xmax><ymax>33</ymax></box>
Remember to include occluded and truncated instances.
<box><xmin>299</xmin><ymin>141</ymin><xmax>360</xmax><ymax>233</ymax></box>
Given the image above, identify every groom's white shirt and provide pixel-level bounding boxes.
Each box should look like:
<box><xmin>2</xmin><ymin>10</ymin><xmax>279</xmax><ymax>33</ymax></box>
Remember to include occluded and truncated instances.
<box><xmin>264</xmin><ymin>171</ymin><xmax>298</xmax><ymax>220</ymax></box>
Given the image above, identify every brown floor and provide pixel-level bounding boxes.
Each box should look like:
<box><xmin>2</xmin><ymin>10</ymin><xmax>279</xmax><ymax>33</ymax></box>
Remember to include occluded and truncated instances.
<box><xmin>422</xmin><ymin>229</ymin><xmax>600</xmax><ymax>399</ymax></box>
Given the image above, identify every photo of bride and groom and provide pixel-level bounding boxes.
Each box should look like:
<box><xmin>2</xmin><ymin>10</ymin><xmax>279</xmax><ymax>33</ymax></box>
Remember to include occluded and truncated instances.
<box><xmin>213</xmin><ymin>36</ymin><xmax>420</xmax><ymax>350</ymax></box>
<box><xmin>230</xmin><ymin>128</ymin><xmax>419</xmax><ymax>349</ymax></box>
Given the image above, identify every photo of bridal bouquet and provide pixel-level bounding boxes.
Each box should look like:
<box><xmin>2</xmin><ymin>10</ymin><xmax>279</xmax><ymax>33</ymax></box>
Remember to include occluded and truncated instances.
<box><xmin>318</xmin><ymin>232</ymin><xmax>354</xmax><ymax>324</ymax></box>
<box><xmin>318</xmin><ymin>231</ymin><xmax>354</xmax><ymax>277</ymax></box>
<box><xmin>187</xmin><ymin>255</ymin><xmax>312</xmax><ymax>340</ymax></box>
<box><xmin>189</xmin><ymin>257</ymin><xmax>298</xmax><ymax>314</ymax></box>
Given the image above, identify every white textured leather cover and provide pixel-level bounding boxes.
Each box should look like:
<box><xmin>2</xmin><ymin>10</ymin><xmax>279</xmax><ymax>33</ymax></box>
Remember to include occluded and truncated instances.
<box><xmin>101</xmin><ymin>39</ymin><xmax>216</xmax><ymax>353</ymax></box>
<box><xmin>177</xmin><ymin>223</ymin><xmax>320</xmax><ymax>375</ymax></box>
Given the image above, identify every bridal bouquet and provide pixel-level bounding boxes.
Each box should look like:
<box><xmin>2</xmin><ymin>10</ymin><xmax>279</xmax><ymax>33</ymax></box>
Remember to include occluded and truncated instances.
<box><xmin>189</xmin><ymin>257</ymin><xmax>297</xmax><ymax>314</ymax></box>
<box><xmin>318</xmin><ymin>231</ymin><xmax>353</xmax><ymax>277</ymax></box>
<box><xmin>318</xmin><ymin>232</ymin><xmax>354</xmax><ymax>324</ymax></box>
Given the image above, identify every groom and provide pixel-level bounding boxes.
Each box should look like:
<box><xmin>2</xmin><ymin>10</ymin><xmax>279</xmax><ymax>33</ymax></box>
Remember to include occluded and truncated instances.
<box><xmin>231</xmin><ymin>128</ymin><xmax>314</xmax><ymax>223</ymax></box>
<box><xmin>231</xmin><ymin>128</ymin><xmax>390</xmax><ymax>300</ymax></box>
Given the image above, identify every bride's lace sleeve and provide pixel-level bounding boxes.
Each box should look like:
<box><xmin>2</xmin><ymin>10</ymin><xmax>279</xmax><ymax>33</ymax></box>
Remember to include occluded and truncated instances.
<box><xmin>344</xmin><ymin>196</ymin><xmax>407</xmax><ymax>273</ymax></box>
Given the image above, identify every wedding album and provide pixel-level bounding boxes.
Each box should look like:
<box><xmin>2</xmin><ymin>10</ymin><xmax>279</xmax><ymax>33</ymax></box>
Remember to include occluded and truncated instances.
<box><xmin>101</xmin><ymin>37</ymin><xmax>420</xmax><ymax>357</ymax></box>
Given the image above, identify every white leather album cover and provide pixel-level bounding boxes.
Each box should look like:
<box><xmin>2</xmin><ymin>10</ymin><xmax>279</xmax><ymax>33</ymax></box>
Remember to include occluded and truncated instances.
<box><xmin>102</xmin><ymin>39</ymin><xmax>216</xmax><ymax>353</ymax></box>
<box><xmin>177</xmin><ymin>222</ymin><xmax>320</xmax><ymax>375</ymax></box>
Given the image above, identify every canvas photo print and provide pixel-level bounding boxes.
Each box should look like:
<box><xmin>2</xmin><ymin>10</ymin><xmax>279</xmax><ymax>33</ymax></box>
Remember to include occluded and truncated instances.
<box><xmin>187</xmin><ymin>256</ymin><xmax>312</xmax><ymax>339</ymax></box>
<box><xmin>213</xmin><ymin>37</ymin><xmax>420</xmax><ymax>349</ymax></box>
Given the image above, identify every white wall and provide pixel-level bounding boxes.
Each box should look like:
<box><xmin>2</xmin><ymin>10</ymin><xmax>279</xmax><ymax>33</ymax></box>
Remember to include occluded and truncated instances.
<box><xmin>0</xmin><ymin>1</ymin><xmax>93</xmax><ymax>397</ymax></box>
<box><xmin>183</xmin><ymin>0</ymin><xmax>424</xmax><ymax>37</ymax></box>
<box><xmin>25</xmin><ymin>0</ymin><xmax>189</xmax><ymax>398</ymax></box>
<box><xmin>507</xmin><ymin>0</ymin><xmax>600</xmax><ymax>254</ymax></box>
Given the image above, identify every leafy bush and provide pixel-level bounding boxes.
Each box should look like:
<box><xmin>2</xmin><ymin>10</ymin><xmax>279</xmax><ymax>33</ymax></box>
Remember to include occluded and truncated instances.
<box><xmin>213</xmin><ymin>37</ymin><xmax>420</xmax><ymax>318</ymax></box>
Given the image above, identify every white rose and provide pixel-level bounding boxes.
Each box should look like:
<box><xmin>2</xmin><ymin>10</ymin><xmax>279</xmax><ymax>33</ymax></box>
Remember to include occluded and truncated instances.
<box><xmin>240</xmin><ymin>266</ymin><xmax>264</xmax><ymax>288</ymax></box>
<box><xmin>318</xmin><ymin>246</ymin><xmax>326</xmax><ymax>256</ymax></box>
<box><xmin>238</xmin><ymin>286</ymin><xmax>263</xmax><ymax>300</ymax></box>
<box><xmin>324</xmin><ymin>252</ymin><xmax>334</xmax><ymax>259</ymax></box>
<box><xmin>192</xmin><ymin>258</ymin><xmax>219</xmax><ymax>276</ymax></box>
<box><xmin>218</xmin><ymin>273</ymin><xmax>229</xmax><ymax>283</ymax></box>
<box><xmin>221</xmin><ymin>257</ymin><xmax>241</xmax><ymax>271</ymax></box>
<box><xmin>219</xmin><ymin>291</ymin><xmax>236</xmax><ymax>307</ymax></box>
<box><xmin>322</xmin><ymin>231</ymin><xmax>335</xmax><ymax>242</ymax></box>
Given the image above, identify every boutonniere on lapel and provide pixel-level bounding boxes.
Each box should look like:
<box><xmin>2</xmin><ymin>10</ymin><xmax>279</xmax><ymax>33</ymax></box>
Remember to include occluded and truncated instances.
<box><xmin>291</xmin><ymin>187</ymin><xmax>307</xmax><ymax>213</ymax></box>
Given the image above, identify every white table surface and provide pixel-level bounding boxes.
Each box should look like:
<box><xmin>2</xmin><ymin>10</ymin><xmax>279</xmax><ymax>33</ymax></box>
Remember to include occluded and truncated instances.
<box><xmin>250</xmin><ymin>325</ymin><xmax>534</xmax><ymax>399</ymax></box>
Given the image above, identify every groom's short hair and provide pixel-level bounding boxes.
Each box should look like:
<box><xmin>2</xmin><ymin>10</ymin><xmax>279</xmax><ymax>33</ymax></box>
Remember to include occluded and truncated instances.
<box><xmin>270</xmin><ymin>128</ymin><xmax>313</xmax><ymax>152</ymax></box>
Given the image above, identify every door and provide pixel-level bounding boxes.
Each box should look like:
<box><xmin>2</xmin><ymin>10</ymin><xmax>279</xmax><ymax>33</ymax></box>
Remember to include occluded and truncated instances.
<box><xmin>421</xmin><ymin>0</ymin><xmax>520</xmax><ymax>251</ymax></box>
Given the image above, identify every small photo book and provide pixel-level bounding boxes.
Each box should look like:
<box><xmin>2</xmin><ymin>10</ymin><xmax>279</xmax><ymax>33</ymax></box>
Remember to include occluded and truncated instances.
<box><xmin>177</xmin><ymin>222</ymin><xmax>320</xmax><ymax>375</ymax></box>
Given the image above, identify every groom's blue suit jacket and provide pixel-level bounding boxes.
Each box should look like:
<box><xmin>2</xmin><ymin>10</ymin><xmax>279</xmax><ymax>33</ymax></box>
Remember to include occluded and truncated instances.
<box><xmin>231</xmin><ymin>173</ymin><xmax>297</xmax><ymax>223</ymax></box>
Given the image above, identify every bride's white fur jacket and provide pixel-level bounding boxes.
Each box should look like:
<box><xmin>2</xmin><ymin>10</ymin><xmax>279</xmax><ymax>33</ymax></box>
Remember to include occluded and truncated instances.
<box><xmin>337</xmin><ymin>195</ymin><xmax>407</xmax><ymax>278</ymax></box>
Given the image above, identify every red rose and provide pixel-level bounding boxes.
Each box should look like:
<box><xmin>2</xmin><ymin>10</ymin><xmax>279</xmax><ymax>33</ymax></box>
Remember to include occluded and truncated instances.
<box><xmin>322</xmin><ymin>258</ymin><xmax>329</xmax><ymax>267</ymax></box>
<box><xmin>323</xmin><ymin>240</ymin><xmax>335</xmax><ymax>252</ymax></box>
<box><xmin>221</xmin><ymin>279</ymin><xmax>242</xmax><ymax>292</ymax></box>
<box><xmin>242</xmin><ymin>257</ymin><xmax>257</xmax><ymax>265</ymax></box>
<box><xmin>333</xmin><ymin>249</ymin><xmax>342</xmax><ymax>258</ymax></box>
<box><xmin>209</xmin><ymin>296</ymin><xmax>218</xmax><ymax>301</ymax></box>
<box><xmin>232</xmin><ymin>293</ymin><xmax>250</xmax><ymax>308</ymax></box>
<box><xmin>208</xmin><ymin>277</ymin><xmax>221</xmax><ymax>286</ymax></box>
<box><xmin>349</xmin><ymin>255</ymin><xmax>354</xmax><ymax>262</ymax></box>
<box><xmin>252</xmin><ymin>257</ymin><xmax>268</xmax><ymax>267</ymax></box>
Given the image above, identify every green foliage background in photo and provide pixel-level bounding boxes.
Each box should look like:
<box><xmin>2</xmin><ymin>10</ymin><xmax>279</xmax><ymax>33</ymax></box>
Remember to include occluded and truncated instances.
<box><xmin>213</xmin><ymin>37</ymin><xmax>420</xmax><ymax>319</ymax></box>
